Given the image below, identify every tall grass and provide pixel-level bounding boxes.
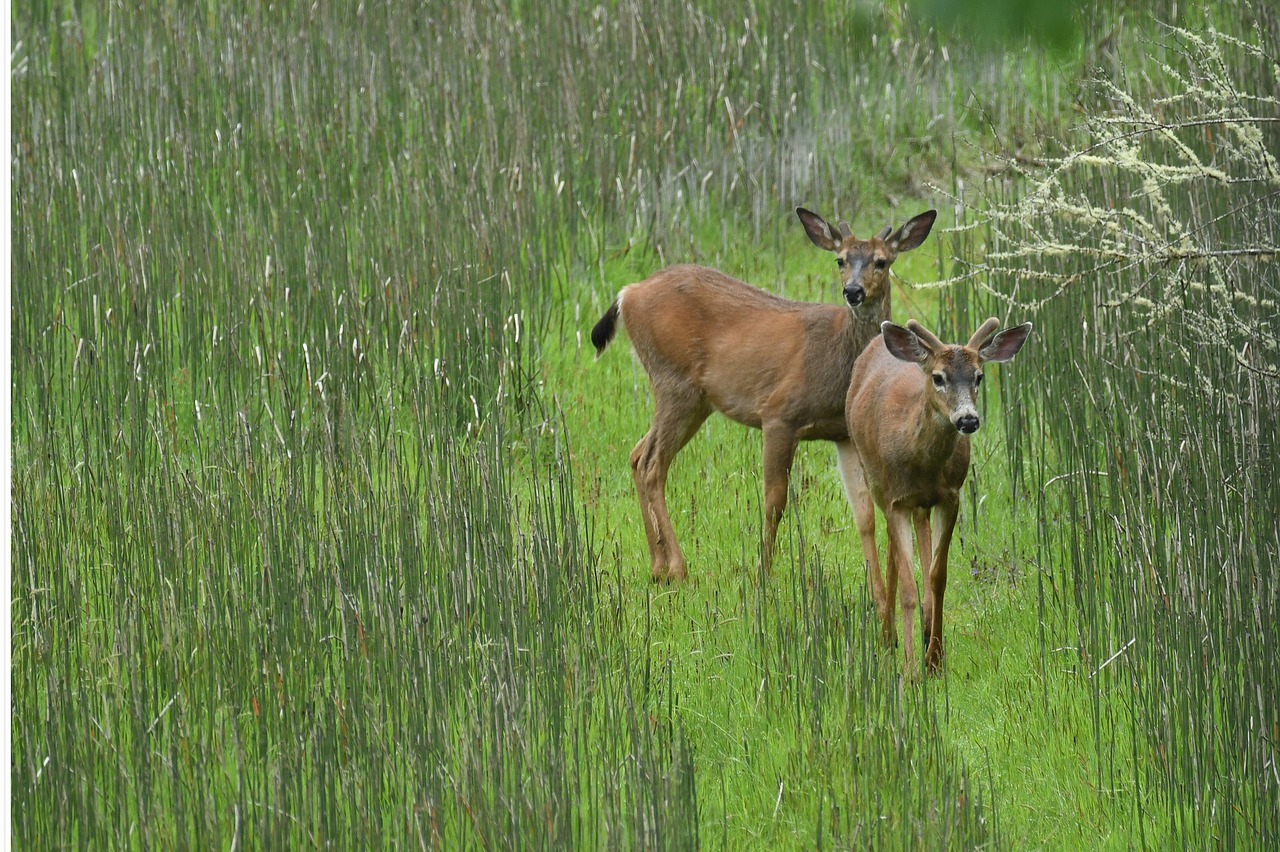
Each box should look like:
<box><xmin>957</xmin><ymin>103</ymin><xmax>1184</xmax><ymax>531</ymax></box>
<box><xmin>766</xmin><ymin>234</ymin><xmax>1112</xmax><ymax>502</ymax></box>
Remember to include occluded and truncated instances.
<box><xmin>956</xmin><ymin>12</ymin><xmax>1280</xmax><ymax>845</ymax></box>
<box><xmin>26</xmin><ymin>0</ymin><xmax>1262</xmax><ymax>846</ymax></box>
<box><xmin>11</xmin><ymin>1</ymin><xmax>1051</xmax><ymax>846</ymax></box>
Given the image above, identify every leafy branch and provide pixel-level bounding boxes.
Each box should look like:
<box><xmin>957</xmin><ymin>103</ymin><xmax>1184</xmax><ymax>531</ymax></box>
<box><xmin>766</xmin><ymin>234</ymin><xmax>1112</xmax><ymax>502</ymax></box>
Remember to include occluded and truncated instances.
<box><xmin>939</xmin><ymin>24</ymin><xmax>1280</xmax><ymax>379</ymax></box>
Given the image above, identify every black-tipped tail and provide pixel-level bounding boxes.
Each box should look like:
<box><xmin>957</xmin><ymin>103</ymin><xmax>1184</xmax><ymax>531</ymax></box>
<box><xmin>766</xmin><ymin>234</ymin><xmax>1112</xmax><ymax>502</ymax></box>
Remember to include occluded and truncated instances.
<box><xmin>590</xmin><ymin>299</ymin><xmax>621</xmax><ymax>357</ymax></box>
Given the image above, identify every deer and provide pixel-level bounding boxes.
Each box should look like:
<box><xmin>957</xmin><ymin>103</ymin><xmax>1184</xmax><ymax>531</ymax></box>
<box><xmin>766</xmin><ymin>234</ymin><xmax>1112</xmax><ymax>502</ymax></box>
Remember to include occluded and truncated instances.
<box><xmin>590</xmin><ymin>207</ymin><xmax>937</xmax><ymax>582</ymax></box>
<box><xmin>840</xmin><ymin>317</ymin><xmax>1032</xmax><ymax>675</ymax></box>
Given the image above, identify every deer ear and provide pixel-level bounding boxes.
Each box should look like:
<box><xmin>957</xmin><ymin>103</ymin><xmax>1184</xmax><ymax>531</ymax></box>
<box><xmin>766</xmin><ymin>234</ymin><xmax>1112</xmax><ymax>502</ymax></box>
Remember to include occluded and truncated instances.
<box><xmin>905</xmin><ymin>319</ymin><xmax>946</xmax><ymax>353</ymax></box>
<box><xmin>796</xmin><ymin>207</ymin><xmax>840</xmax><ymax>251</ymax></box>
<box><xmin>979</xmin><ymin>322</ymin><xmax>1033</xmax><ymax>363</ymax></box>
<box><xmin>881</xmin><ymin>322</ymin><xmax>931</xmax><ymax>364</ymax></box>
<box><xmin>885</xmin><ymin>209</ymin><xmax>937</xmax><ymax>254</ymax></box>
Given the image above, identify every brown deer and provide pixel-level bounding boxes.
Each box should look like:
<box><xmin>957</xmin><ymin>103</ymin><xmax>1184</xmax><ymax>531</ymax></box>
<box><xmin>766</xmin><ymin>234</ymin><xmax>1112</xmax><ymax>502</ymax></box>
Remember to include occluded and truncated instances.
<box><xmin>590</xmin><ymin>207</ymin><xmax>937</xmax><ymax>582</ymax></box>
<box><xmin>840</xmin><ymin>317</ymin><xmax>1032</xmax><ymax>674</ymax></box>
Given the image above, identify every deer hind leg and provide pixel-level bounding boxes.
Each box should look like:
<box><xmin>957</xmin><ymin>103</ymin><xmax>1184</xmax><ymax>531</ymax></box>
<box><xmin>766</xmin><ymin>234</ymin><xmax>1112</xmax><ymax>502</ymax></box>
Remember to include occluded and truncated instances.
<box><xmin>629</xmin><ymin>435</ymin><xmax>665</xmax><ymax>581</ymax></box>
<box><xmin>837</xmin><ymin>442</ymin><xmax>891</xmax><ymax>645</ymax></box>
<box><xmin>923</xmin><ymin>497</ymin><xmax>959</xmax><ymax>673</ymax></box>
<box><xmin>885</xmin><ymin>509</ymin><xmax>920</xmax><ymax>677</ymax></box>
<box><xmin>760</xmin><ymin>423</ymin><xmax>800</xmax><ymax>574</ymax></box>
<box><xmin>631</xmin><ymin>388</ymin><xmax>711</xmax><ymax>583</ymax></box>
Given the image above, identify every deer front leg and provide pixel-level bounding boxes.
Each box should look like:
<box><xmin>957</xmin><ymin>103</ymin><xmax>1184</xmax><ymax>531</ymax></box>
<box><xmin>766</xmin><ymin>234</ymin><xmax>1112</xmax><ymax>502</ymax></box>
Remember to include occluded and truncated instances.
<box><xmin>760</xmin><ymin>423</ymin><xmax>799</xmax><ymax>574</ymax></box>
<box><xmin>912</xmin><ymin>507</ymin><xmax>932</xmax><ymax>651</ymax></box>
<box><xmin>837</xmin><ymin>442</ymin><xmax>891</xmax><ymax>643</ymax></box>
<box><xmin>923</xmin><ymin>497</ymin><xmax>959</xmax><ymax>673</ymax></box>
<box><xmin>912</xmin><ymin>508</ymin><xmax>932</xmax><ymax>580</ymax></box>
<box><xmin>885</xmin><ymin>509</ymin><xmax>920</xmax><ymax>676</ymax></box>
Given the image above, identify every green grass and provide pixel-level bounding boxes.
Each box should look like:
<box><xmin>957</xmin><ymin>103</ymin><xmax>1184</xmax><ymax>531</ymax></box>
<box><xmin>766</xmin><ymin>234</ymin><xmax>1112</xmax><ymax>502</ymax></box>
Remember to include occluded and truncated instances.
<box><xmin>12</xmin><ymin>0</ymin><xmax>1277</xmax><ymax>848</ymax></box>
<box><xmin>549</xmin><ymin>221</ymin><xmax>1136</xmax><ymax>846</ymax></box>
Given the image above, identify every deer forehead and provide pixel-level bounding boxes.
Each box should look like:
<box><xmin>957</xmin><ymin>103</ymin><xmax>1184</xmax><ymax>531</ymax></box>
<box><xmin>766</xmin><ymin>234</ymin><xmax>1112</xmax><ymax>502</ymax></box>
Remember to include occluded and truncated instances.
<box><xmin>837</xmin><ymin>238</ymin><xmax>891</xmax><ymax>266</ymax></box>
<box><xmin>929</xmin><ymin>348</ymin><xmax>982</xmax><ymax>381</ymax></box>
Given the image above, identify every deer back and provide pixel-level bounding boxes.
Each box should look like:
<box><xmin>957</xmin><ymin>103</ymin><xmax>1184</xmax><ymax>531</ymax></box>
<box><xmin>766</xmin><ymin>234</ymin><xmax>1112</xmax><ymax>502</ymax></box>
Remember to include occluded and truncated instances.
<box><xmin>616</xmin><ymin>265</ymin><xmax>879</xmax><ymax>436</ymax></box>
<box><xmin>593</xmin><ymin>209</ymin><xmax>936</xmax><ymax>438</ymax></box>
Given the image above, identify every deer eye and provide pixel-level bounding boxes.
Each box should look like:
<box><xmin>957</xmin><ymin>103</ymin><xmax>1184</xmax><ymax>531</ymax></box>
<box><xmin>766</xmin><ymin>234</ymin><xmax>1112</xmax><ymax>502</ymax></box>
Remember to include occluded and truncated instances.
<box><xmin>836</xmin><ymin>257</ymin><xmax>845</xmax><ymax>269</ymax></box>
<box><xmin>932</xmin><ymin>373</ymin><xmax>946</xmax><ymax>389</ymax></box>
<box><xmin>974</xmin><ymin>373</ymin><xmax>984</xmax><ymax>388</ymax></box>
<box><xmin>874</xmin><ymin>258</ymin><xmax>887</xmax><ymax>270</ymax></box>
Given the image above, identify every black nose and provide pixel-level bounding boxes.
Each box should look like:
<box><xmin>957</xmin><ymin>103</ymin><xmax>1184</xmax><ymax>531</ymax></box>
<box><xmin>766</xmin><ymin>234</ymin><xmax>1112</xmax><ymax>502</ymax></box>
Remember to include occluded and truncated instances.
<box><xmin>956</xmin><ymin>415</ymin><xmax>979</xmax><ymax>434</ymax></box>
<box><xmin>843</xmin><ymin>286</ymin><xmax>865</xmax><ymax>307</ymax></box>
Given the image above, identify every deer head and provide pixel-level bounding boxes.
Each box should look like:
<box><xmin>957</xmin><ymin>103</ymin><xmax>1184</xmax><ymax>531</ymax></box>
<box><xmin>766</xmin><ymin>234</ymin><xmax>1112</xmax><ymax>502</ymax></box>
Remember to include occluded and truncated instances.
<box><xmin>796</xmin><ymin>208</ymin><xmax>937</xmax><ymax>308</ymax></box>
<box><xmin>881</xmin><ymin>317</ymin><xmax>1033</xmax><ymax>435</ymax></box>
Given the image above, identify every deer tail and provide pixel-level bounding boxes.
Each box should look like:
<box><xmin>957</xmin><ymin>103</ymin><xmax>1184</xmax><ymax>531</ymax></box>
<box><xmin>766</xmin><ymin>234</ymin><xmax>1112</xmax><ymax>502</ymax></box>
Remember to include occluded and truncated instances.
<box><xmin>590</xmin><ymin>297</ymin><xmax>621</xmax><ymax>357</ymax></box>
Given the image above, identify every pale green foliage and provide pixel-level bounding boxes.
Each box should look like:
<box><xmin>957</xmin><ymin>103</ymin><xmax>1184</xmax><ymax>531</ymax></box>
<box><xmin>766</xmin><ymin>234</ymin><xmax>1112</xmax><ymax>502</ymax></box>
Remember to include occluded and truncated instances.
<box><xmin>949</xmin><ymin>19</ymin><xmax>1279</xmax><ymax>846</ymax></box>
<box><xmin>949</xmin><ymin>25</ymin><xmax>1279</xmax><ymax>380</ymax></box>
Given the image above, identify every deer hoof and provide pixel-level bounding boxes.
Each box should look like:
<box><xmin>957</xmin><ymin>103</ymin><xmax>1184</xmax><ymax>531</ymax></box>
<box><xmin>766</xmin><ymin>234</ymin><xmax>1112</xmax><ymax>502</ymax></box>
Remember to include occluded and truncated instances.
<box><xmin>650</xmin><ymin>562</ymin><xmax>688</xmax><ymax>584</ymax></box>
<box><xmin>924</xmin><ymin>640</ymin><xmax>944</xmax><ymax>674</ymax></box>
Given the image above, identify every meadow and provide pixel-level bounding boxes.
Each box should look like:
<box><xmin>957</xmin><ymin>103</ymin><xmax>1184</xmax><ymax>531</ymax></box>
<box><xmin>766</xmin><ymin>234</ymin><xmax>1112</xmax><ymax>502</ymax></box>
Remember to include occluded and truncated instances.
<box><xmin>11</xmin><ymin>1</ymin><xmax>1278</xmax><ymax>848</ymax></box>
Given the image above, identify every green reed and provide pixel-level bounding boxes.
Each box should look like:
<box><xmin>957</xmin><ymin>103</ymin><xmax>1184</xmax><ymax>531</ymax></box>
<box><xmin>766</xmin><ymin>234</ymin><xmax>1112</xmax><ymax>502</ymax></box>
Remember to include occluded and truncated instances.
<box><xmin>13</xmin><ymin>0</ymin><xmax>1112</xmax><ymax>846</ymax></box>
<box><xmin>962</xmin><ymin>14</ymin><xmax>1279</xmax><ymax>846</ymax></box>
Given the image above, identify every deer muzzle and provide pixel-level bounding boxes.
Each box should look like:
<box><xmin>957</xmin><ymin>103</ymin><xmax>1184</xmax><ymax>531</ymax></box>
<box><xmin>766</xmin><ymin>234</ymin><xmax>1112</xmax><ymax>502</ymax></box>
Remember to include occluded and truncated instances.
<box><xmin>843</xmin><ymin>284</ymin><xmax>865</xmax><ymax>307</ymax></box>
<box><xmin>955</xmin><ymin>414</ymin><xmax>980</xmax><ymax>434</ymax></box>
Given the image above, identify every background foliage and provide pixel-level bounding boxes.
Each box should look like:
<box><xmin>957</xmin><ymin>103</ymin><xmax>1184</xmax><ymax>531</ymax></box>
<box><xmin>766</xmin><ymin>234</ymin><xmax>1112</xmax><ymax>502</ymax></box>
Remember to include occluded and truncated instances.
<box><xmin>11</xmin><ymin>0</ymin><xmax>1278</xmax><ymax>847</ymax></box>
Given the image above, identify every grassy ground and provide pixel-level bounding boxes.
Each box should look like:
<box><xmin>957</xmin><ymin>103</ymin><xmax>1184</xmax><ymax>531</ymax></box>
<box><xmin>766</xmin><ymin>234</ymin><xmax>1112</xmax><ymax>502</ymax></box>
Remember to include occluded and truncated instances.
<box><xmin>547</xmin><ymin>224</ymin><xmax>1133</xmax><ymax>847</ymax></box>
<box><xmin>11</xmin><ymin>0</ymin><xmax>1276</xmax><ymax>847</ymax></box>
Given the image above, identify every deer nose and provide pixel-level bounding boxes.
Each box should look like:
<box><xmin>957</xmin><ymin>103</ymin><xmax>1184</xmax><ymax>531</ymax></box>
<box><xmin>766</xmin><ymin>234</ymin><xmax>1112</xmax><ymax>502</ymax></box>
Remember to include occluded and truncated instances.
<box><xmin>843</xmin><ymin>285</ymin><xmax>865</xmax><ymax>307</ymax></box>
<box><xmin>956</xmin><ymin>415</ymin><xmax>980</xmax><ymax>434</ymax></box>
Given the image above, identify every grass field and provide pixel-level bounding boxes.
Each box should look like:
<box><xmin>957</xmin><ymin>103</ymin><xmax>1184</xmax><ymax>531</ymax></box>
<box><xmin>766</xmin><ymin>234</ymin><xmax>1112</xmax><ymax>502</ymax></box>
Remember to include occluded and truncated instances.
<box><xmin>11</xmin><ymin>1</ymin><xmax>1278</xmax><ymax>848</ymax></box>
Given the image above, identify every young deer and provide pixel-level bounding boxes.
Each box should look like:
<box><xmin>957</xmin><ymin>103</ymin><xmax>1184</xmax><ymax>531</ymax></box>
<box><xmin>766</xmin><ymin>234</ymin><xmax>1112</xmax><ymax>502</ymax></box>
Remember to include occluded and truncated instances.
<box><xmin>591</xmin><ymin>207</ymin><xmax>937</xmax><ymax>582</ymax></box>
<box><xmin>840</xmin><ymin>317</ymin><xmax>1032</xmax><ymax>674</ymax></box>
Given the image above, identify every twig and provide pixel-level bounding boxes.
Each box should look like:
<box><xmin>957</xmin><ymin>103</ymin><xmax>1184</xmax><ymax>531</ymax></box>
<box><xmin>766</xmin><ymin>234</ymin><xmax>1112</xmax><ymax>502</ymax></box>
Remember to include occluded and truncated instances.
<box><xmin>1089</xmin><ymin>638</ymin><xmax>1136</xmax><ymax>679</ymax></box>
<box><xmin>1043</xmin><ymin>470</ymin><xmax>1109</xmax><ymax>490</ymax></box>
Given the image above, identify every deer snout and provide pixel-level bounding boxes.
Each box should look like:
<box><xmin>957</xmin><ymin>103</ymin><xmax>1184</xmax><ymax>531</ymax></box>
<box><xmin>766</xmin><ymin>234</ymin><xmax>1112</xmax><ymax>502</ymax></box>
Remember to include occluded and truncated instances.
<box><xmin>843</xmin><ymin>284</ymin><xmax>866</xmax><ymax>307</ymax></box>
<box><xmin>955</xmin><ymin>414</ymin><xmax>980</xmax><ymax>434</ymax></box>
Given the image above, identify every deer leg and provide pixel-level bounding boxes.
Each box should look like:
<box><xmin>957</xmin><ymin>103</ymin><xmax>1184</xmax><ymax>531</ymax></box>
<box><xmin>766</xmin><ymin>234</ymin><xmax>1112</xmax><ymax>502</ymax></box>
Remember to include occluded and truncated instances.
<box><xmin>632</xmin><ymin>390</ymin><xmax>711</xmax><ymax>583</ymax></box>
<box><xmin>912</xmin><ymin>508</ymin><xmax>933</xmax><ymax>651</ymax></box>
<box><xmin>837</xmin><ymin>442</ymin><xmax>890</xmax><ymax>640</ymax></box>
<box><xmin>912</xmin><ymin>508</ymin><xmax>932</xmax><ymax>575</ymax></box>
<box><xmin>886</xmin><ymin>510</ymin><xmax>920</xmax><ymax>677</ymax></box>
<box><xmin>760</xmin><ymin>424</ymin><xmax>799</xmax><ymax>574</ymax></box>
<box><xmin>923</xmin><ymin>497</ymin><xmax>959</xmax><ymax>673</ymax></box>
<box><xmin>629</xmin><ymin>434</ymin><xmax>665</xmax><ymax>581</ymax></box>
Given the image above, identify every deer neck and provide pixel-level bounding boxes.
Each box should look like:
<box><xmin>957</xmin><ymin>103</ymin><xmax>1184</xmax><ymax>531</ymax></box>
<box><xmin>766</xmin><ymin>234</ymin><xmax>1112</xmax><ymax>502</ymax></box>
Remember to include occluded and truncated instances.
<box><xmin>842</xmin><ymin>290</ymin><xmax>892</xmax><ymax>359</ymax></box>
<box><xmin>907</xmin><ymin>397</ymin><xmax>962</xmax><ymax>472</ymax></box>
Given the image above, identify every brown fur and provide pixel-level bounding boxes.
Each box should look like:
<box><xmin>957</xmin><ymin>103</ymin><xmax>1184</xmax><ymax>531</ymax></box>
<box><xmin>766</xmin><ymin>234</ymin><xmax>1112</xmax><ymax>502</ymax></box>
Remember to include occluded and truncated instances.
<box><xmin>840</xmin><ymin>317</ymin><xmax>1031</xmax><ymax>675</ymax></box>
<box><xmin>593</xmin><ymin>209</ymin><xmax>936</xmax><ymax>582</ymax></box>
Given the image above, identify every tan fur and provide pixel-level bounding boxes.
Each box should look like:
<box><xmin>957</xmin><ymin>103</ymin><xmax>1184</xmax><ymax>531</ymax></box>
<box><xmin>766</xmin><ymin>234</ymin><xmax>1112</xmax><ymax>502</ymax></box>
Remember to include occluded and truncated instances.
<box><xmin>594</xmin><ymin>209</ymin><xmax>936</xmax><ymax>582</ymax></box>
<box><xmin>840</xmin><ymin>317</ymin><xmax>1031</xmax><ymax>675</ymax></box>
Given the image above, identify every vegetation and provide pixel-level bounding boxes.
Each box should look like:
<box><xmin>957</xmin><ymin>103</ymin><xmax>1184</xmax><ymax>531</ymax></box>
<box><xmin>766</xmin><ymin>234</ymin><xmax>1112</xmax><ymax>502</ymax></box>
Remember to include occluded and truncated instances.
<box><xmin>953</xmin><ymin>20</ymin><xmax>1280</xmax><ymax>843</ymax></box>
<box><xmin>11</xmin><ymin>0</ymin><xmax>1277</xmax><ymax>847</ymax></box>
